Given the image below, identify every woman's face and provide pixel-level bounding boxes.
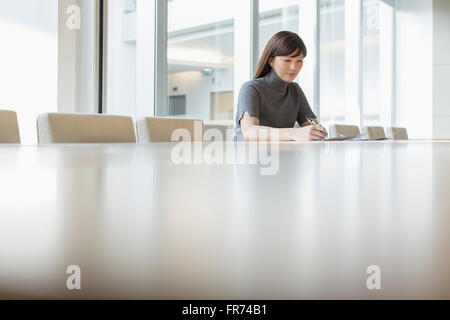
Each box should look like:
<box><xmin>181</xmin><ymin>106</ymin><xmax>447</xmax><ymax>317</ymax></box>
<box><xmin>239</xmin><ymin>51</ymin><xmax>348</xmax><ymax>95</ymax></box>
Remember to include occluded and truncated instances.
<box><xmin>269</xmin><ymin>51</ymin><xmax>304</xmax><ymax>83</ymax></box>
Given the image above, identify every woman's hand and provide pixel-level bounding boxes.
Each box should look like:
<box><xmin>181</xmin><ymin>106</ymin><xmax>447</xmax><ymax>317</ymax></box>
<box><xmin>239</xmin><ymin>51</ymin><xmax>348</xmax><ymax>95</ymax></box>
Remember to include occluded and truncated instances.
<box><xmin>290</xmin><ymin>125</ymin><xmax>328</xmax><ymax>141</ymax></box>
<box><xmin>240</xmin><ymin>111</ymin><xmax>328</xmax><ymax>141</ymax></box>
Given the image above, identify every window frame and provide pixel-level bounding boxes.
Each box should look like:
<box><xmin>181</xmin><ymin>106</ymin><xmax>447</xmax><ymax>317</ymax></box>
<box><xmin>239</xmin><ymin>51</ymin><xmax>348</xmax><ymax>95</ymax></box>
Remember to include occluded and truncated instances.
<box><xmin>99</xmin><ymin>0</ymin><xmax>396</xmax><ymax>128</ymax></box>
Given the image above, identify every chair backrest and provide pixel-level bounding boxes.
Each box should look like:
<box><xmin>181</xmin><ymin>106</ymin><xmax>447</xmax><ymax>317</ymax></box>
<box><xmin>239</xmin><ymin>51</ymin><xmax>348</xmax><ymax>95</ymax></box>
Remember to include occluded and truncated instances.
<box><xmin>136</xmin><ymin>117</ymin><xmax>204</xmax><ymax>143</ymax></box>
<box><xmin>329</xmin><ymin>124</ymin><xmax>360</xmax><ymax>138</ymax></box>
<box><xmin>37</xmin><ymin>113</ymin><xmax>136</xmax><ymax>144</ymax></box>
<box><xmin>385</xmin><ymin>127</ymin><xmax>408</xmax><ymax>140</ymax></box>
<box><xmin>0</xmin><ymin>110</ymin><xmax>21</xmax><ymax>144</ymax></box>
<box><xmin>204</xmin><ymin>123</ymin><xmax>234</xmax><ymax>141</ymax></box>
<box><xmin>361</xmin><ymin>126</ymin><xmax>386</xmax><ymax>140</ymax></box>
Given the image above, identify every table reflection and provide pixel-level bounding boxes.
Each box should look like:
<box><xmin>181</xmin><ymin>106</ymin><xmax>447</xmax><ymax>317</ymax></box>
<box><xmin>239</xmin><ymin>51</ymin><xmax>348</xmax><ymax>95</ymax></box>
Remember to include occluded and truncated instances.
<box><xmin>0</xmin><ymin>142</ymin><xmax>449</xmax><ymax>299</ymax></box>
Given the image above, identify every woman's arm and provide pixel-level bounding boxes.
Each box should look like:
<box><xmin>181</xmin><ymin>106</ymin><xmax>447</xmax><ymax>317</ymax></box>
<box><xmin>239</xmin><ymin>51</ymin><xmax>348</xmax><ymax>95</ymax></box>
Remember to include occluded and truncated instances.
<box><xmin>296</xmin><ymin>86</ymin><xmax>328</xmax><ymax>135</ymax></box>
<box><xmin>240</xmin><ymin>111</ymin><xmax>328</xmax><ymax>141</ymax></box>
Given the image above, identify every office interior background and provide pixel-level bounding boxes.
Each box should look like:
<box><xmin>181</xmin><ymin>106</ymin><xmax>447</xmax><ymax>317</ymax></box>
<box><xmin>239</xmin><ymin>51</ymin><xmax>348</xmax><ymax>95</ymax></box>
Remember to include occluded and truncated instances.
<box><xmin>0</xmin><ymin>0</ymin><xmax>449</xmax><ymax>145</ymax></box>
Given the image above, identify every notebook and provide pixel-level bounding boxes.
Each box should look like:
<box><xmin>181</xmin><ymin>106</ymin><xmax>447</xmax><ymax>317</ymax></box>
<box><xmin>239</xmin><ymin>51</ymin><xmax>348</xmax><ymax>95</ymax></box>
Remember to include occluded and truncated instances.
<box><xmin>324</xmin><ymin>134</ymin><xmax>390</xmax><ymax>141</ymax></box>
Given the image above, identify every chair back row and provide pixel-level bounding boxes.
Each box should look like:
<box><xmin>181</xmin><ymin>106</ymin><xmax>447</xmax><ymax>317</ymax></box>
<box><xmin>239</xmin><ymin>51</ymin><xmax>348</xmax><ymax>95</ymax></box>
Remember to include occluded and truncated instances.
<box><xmin>329</xmin><ymin>124</ymin><xmax>408</xmax><ymax>140</ymax></box>
<box><xmin>0</xmin><ymin>111</ymin><xmax>234</xmax><ymax>144</ymax></box>
<box><xmin>1</xmin><ymin>110</ymin><xmax>409</xmax><ymax>144</ymax></box>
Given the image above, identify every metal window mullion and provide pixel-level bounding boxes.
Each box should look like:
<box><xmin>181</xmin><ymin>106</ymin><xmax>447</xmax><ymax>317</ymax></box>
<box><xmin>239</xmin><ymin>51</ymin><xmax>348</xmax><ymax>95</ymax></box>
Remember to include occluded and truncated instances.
<box><xmin>250</xmin><ymin>0</ymin><xmax>259</xmax><ymax>76</ymax></box>
<box><xmin>358</xmin><ymin>0</ymin><xmax>363</xmax><ymax>128</ymax></box>
<box><xmin>102</xmin><ymin>0</ymin><xmax>109</xmax><ymax>114</ymax></box>
<box><xmin>233</xmin><ymin>1</ymin><xmax>254</xmax><ymax>121</ymax></box>
<box><xmin>314</xmin><ymin>0</ymin><xmax>320</xmax><ymax>120</ymax></box>
<box><xmin>98</xmin><ymin>0</ymin><xmax>106</xmax><ymax>114</ymax></box>
<box><xmin>93</xmin><ymin>0</ymin><xmax>101</xmax><ymax>113</ymax></box>
<box><xmin>391</xmin><ymin>2</ymin><xmax>396</xmax><ymax>126</ymax></box>
<box><xmin>155</xmin><ymin>0</ymin><xmax>168</xmax><ymax>116</ymax></box>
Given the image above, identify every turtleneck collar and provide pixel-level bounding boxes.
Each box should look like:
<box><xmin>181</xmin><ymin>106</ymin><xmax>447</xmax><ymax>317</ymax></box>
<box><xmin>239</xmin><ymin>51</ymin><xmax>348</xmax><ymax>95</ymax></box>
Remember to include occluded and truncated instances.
<box><xmin>262</xmin><ymin>68</ymin><xmax>290</xmax><ymax>93</ymax></box>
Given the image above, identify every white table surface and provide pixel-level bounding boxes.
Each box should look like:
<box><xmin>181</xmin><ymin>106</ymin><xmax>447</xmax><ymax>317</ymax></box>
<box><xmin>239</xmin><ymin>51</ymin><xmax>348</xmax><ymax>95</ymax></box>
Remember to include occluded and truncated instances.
<box><xmin>0</xmin><ymin>141</ymin><xmax>449</xmax><ymax>299</ymax></box>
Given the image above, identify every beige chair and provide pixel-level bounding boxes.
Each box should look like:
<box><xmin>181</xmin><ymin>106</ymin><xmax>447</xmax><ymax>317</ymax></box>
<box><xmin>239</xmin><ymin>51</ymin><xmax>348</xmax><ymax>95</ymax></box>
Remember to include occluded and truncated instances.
<box><xmin>386</xmin><ymin>127</ymin><xmax>408</xmax><ymax>140</ymax></box>
<box><xmin>37</xmin><ymin>113</ymin><xmax>136</xmax><ymax>144</ymax></box>
<box><xmin>329</xmin><ymin>124</ymin><xmax>360</xmax><ymax>138</ymax></box>
<box><xmin>204</xmin><ymin>123</ymin><xmax>234</xmax><ymax>141</ymax></box>
<box><xmin>0</xmin><ymin>110</ymin><xmax>21</xmax><ymax>144</ymax></box>
<box><xmin>361</xmin><ymin>126</ymin><xmax>386</xmax><ymax>140</ymax></box>
<box><xmin>136</xmin><ymin>117</ymin><xmax>204</xmax><ymax>143</ymax></box>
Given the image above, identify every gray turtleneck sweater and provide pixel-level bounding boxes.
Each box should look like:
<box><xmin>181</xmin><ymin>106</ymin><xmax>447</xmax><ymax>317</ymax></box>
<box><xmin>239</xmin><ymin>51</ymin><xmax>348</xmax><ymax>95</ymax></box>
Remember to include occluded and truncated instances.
<box><xmin>234</xmin><ymin>69</ymin><xmax>316</xmax><ymax>141</ymax></box>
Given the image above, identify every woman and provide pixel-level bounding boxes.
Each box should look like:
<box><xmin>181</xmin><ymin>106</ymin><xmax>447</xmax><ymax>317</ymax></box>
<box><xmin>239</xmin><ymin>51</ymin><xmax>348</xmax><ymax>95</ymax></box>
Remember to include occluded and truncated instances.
<box><xmin>235</xmin><ymin>31</ymin><xmax>328</xmax><ymax>141</ymax></box>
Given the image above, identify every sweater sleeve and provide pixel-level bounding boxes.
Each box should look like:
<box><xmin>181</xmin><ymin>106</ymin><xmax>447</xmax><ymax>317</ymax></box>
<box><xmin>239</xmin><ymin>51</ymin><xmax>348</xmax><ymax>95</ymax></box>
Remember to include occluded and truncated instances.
<box><xmin>297</xmin><ymin>86</ymin><xmax>316</xmax><ymax>125</ymax></box>
<box><xmin>236</xmin><ymin>82</ymin><xmax>261</xmax><ymax>124</ymax></box>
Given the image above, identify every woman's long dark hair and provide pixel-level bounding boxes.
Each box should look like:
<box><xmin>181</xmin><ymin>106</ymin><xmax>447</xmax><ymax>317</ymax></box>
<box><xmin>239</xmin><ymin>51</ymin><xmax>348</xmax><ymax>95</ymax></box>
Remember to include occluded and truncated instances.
<box><xmin>253</xmin><ymin>31</ymin><xmax>307</xmax><ymax>79</ymax></box>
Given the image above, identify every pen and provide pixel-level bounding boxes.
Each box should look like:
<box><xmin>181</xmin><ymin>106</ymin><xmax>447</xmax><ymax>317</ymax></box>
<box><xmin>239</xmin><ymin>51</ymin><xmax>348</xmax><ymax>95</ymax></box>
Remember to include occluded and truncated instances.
<box><xmin>305</xmin><ymin>116</ymin><xmax>318</xmax><ymax>127</ymax></box>
<box><xmin>306</xmin><ymin>116</ymin><xmax>328</xmax><ymax>138</ymax></box>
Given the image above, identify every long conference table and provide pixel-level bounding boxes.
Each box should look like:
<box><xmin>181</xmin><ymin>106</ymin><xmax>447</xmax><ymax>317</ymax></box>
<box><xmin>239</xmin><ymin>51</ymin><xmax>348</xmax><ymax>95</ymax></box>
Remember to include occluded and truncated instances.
<box><xmin>0</xmin><ymin>140</ymin><xmax>450</xmax><ymax>299</ymax></box>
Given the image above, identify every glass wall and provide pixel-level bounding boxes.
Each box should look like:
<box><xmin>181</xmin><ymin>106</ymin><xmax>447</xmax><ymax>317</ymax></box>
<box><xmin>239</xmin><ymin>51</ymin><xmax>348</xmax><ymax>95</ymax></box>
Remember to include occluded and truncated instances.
<box><xmin>362</xmin><ymin>0</ymin><xmax>380</xmax><ymax>124</ymax></box>
<box><xmin>319</xmin><ymin>0</ymin><xmax>393</xmax><ymax>128</ymax></box>
<box><xmin>103</xmin><ymin>0</ymin><xmax>395</xmax><ymax>130</ymax></box>
<box><xmin>259</xmin><ymin>0</ymin><xmax>300</xmax><ymax>56</ymax></box>
<box><xmin>0</xmin><ymin>0</ymin><xmax>397</xmax><ymax>143</ymax></box>
<box><xmin>163</xmin><ymin>0</ymin><xmax>237</xmax><ymax>125</ymax></box>
<box><xmin>319</xmin><ymin>0</ymin><xmax>346</xmax><ymax>125</ymax></box>
<box><xmin>362</xmin><ymin>0</ymin><xmax>394</xmax><ymax>126</ymax></box>
<box><xmin>0</xmin><ymin>0</ymin><xmax>58</xmax><ymax>144</ymax></box>
<box><xmin>105</xmin><ymin>0</ymin><xmax>137</xmax><ymax>117</ymax></box>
